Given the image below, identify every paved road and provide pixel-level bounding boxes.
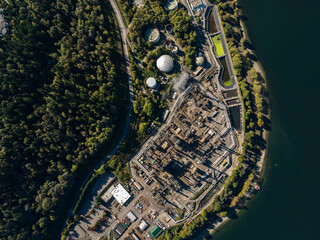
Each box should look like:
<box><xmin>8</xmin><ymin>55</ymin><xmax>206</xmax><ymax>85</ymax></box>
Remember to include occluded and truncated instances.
<box><xmin>109</xmin><ymin>0</ymin><xmax>134</xmax><ymax>103</ymax></box>
<box><xmin>62</xmin><ymin>0</ymin><xmax>134</xmax><ymax>233</ymax></box>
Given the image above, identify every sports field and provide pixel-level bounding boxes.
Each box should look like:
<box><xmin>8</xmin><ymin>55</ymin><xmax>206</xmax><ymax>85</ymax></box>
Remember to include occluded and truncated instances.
<box><xmin>211</xmin><ymin>34</ymin><xmax>225</xmax><ymax>57</ymax></box>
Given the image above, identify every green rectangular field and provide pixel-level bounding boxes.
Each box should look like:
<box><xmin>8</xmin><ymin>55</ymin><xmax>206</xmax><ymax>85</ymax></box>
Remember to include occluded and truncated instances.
<box><xmin>211</xmin><ymin>34</ymin><xmax>225</xmax><ymax>57</ymax></box>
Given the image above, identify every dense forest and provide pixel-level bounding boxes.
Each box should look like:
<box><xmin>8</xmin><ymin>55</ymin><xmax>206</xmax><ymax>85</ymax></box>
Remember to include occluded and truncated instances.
<box><xmin>0</xmin><ymin>0</ymin><xmax>127</xmax><ymax>239</ymax></box>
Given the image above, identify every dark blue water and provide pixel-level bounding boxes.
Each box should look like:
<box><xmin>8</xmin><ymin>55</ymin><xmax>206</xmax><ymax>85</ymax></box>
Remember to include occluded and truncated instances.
<box><xmin>211</xmin><ymin>0</ymin><xmax>320</xmax><ymax>239</ymax></box>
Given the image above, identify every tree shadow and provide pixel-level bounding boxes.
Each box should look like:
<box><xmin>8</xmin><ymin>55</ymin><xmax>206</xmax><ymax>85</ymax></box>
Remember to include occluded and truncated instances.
<box><xmin>262</xmin><ymin>115</ymin><xmax>271</xmax><ymax>131</ymax></box>
<box><xmin>171</xmin><ymin>61</ymin><xmax>181</xmax><ymax>74</ymax></box>
<box><xmin>248</xmin><ymin>53</ymin><xmax>258</xmax><ymax>62</ymax></box>
<box><xmin>239</xmin><ymin>15</ymin><xmax>248</xmax><ymax>21</ymax></box>
<box><xmin>244</xmin><ymin>40</ymin><xmax>255</xmax><ymax>50</ymax></box>
<box><xmin>155</xmin><ymin>32</ymin><xmax>167</xmax><ymax>46</ymax></box>
<box><xmin>176</xmin><ymin>49</ymin><xmax>185</xmax><ymax>57</ymax></box>
<box><xmin>227</xmin><ymin>208</ymin><xmax>238</xmax><ymax>219</ymax></box>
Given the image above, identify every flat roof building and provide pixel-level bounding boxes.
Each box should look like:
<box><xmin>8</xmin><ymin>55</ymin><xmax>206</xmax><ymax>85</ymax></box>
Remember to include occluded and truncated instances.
<box><xmin>139</xmin><ymin>219</ymin><xmax>149</xmax><ymax>231</ymax></box>
<box><xmin>130</xmin><ymin>232</ymin><xmax>140</xmax><ymax>240</ymax></box>
<box><xmin>111</xmin><ymin>183</ymin><xmax>131</xmax><ymax>205</ymax></box>
<box><xmin>148</xmin><ymin>224</ymin><xmax>163</xmax><ymax>239</ymax></box>
<box><xmin>113</xmin><ymin>223</ymin><xmax>127</xmax><ymax>238</ymax></box>
<box><xmin>127</xmin><ymin>211</ymin><xmax>137</xmax><ymax>222</ymax></box>
<box><xmin>103</xmin><ymin>184</ymin><xmax>115</xmax><ymax>201</ymax></box>
<box><xmin>133</xmin><ymin>181</ymin><xmax>143</xmax><ymax>190</ymax></box>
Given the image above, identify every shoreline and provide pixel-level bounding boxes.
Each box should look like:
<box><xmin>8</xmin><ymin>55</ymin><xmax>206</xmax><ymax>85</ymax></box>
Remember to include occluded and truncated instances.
<box><xmin>204</xmin><ymin>135</ymin><xmax>270</xmax><ymax>238</ymax></box>
<box><xmin>239</xmin><ymin>13</ymin><xmax>271</xmax><ymax>175</ymax></box>
<box><xmin>197</xmin><ymin>1</ymin><xmax>272</xmax><ymax>237</ymax></box>
<box><xmin>238</xmin><ymin>0</ymin><xmax>271</xmax><ymax>176</ymax></box>
<box><xmin>239</xmin><ymin>20</ymin><xmax>267</xmax><ymax>80</ymax></box>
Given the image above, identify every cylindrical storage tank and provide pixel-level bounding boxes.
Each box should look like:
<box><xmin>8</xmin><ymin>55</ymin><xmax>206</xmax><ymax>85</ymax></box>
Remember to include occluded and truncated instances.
<box><xmin>172</xmin><ymin>46</ymin><xmax>179</xmax><ymax>54</ymax></box>
<box><xmin>146</xmin><ymin>77</ymin><xmax>157</xmax><ymax>89</ymax></box>
<box><xmin>165</xmin><ymin>24</ymin><xmax>174</xmax><ymax>34</ymax></box>
<box><xmin>196</xmin><ymin>56</ymin><xmax>205</xmax><ymax>66</ymax></box>
<box><xmin>165</xmin><ymin>40</ymin><xmax>172</xmax><ymax>49</ymax></box>
<box><xmin>156</xmin><ymin>55</ymin><xmax>174</xmax><ymax>73</ymax></box>
<box><xmin>144</xmin><ymin>27</ymin><xmax>160</xmax><ymax>44</ymax></box>
<box><xmin>164</xmin><ymin>0</ymin><xmax>178</xmax><ymax>11</ymax></box>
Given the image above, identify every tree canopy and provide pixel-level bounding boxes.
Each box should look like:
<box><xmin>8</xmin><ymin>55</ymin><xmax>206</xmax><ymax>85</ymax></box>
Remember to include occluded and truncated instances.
<box><xmin>0</xmin><ymin>0</ymin><xmax>126</xmax><ymax>239</ymax></box>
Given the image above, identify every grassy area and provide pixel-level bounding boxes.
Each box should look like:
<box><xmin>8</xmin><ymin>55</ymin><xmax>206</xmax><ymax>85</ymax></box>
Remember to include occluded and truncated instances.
<box><xmin>224</xmin><ymin>78</ymin><xmax>233</xmax><ymax>86</ymax></box>
<box><xmin>211</xmin><ymin>34</ymin><xmax>225</xmax><ymax>57</ymax></box>
<box><xmin>220</xmin><ymin>57</ymin><xmax>232</xmax><ymax>87</ymax></box>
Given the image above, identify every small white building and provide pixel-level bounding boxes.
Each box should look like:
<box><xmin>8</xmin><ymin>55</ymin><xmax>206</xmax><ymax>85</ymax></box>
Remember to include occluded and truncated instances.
<box><xmin>103</xmin><ymin>185</ymin><xmax>115</xmax><ymax>201</ymax></box>
<box><xmin>139</xmin><ymin>219</ymin><xmax>149</xmax><ymax>231</ymax></box>
<box><xmin>111</xmin><ymin>183</ymin><xmax>131</xmax><ymax>205</ymax></box>
<box><xmin>127</xmin><ymin>211</ymin><xmax>137</xmax><ymax>222</ymax></box>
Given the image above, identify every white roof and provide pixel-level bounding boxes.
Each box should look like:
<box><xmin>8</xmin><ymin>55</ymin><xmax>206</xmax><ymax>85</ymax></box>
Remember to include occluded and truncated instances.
<box><xmin>111</xmin><ymin>183</ymin><xmax>131</xmax><ymax>205</ymax></box>
<box><xmin>157</xmin><ymin>55</ymin><xmax>174</xmax><ymax>73</ymax></box>
<box><xmin>139</xmin><ymin>219</ymin><xmax>149</xmax><ymax>231</ymax></box>
<box><xmin>146</xmin><ymin>77</ymin><xmax>157</xmax><ymax>88</ymax></box>
<box><xmin>127</xmin><ymin>211</ymin><xmax>137</xmax><ymax>222</ymax></box>
<box><xmin>103</xmin><ymin>185</ymin><xmax>115</xmax><ymax>201</ymax></box>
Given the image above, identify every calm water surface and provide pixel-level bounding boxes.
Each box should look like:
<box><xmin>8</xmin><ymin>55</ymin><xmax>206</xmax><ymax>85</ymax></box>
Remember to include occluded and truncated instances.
<box><xmin>209</xmin><ymin>0</ymin><xmax>320</xmax><ymax>239</ymax></box>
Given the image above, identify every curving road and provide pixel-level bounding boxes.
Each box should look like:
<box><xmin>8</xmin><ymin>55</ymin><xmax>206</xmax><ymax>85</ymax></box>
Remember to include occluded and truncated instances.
<box><xmin>61</xmin><ymin>0</ymin><xmax>134</xmax><ymax>233</ymax></box>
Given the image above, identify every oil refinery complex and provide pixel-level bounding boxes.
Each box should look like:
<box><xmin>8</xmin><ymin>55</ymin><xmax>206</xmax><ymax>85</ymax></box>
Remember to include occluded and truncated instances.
<box><xmin>67</xmin><ymin>0</ymin><xmax>244</xmax><ymax>239</ymax></box>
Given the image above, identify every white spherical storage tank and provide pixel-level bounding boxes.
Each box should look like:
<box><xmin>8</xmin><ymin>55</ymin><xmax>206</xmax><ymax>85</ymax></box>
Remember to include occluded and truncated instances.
<box><xmin>156</xmin><ymin>54</ymin><xmax>174</xmax><ymax>73</ymax></box>
<box><xmin>146</xmin><ymin>77</ymin><xmax>157</xmax><ymax>88</ymax></box>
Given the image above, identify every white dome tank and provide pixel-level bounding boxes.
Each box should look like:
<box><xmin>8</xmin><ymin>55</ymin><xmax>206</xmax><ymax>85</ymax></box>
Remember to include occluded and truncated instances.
<box><xmin>156</xmin><ymin>55</ymin><xmax>174</xmax><ymax>73</ymax></box>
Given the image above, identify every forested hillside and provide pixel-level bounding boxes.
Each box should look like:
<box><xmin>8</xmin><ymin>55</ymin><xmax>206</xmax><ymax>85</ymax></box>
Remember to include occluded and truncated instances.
<box><xmin>0</xmin><ymin>0</ymin><xmax>126</xmax><ymax>239</ymax></box>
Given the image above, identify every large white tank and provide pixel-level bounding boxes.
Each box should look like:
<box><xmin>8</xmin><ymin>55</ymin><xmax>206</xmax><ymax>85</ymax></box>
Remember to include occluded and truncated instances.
<box><xmin>156</xmin><ymin>55</ymin><xmax>174</xmax><ymax>73</ymax></box>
